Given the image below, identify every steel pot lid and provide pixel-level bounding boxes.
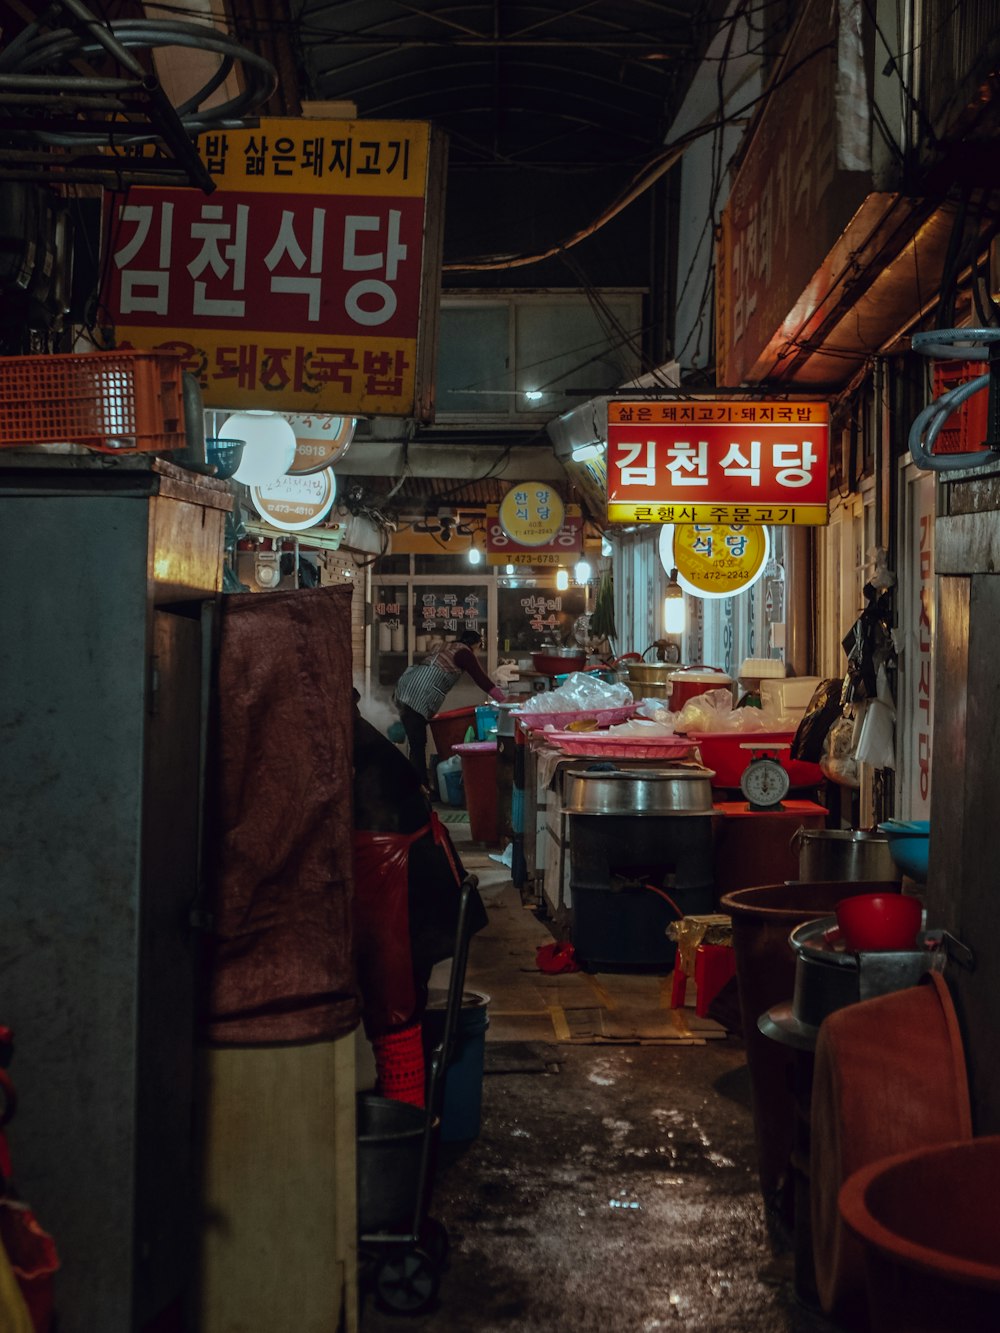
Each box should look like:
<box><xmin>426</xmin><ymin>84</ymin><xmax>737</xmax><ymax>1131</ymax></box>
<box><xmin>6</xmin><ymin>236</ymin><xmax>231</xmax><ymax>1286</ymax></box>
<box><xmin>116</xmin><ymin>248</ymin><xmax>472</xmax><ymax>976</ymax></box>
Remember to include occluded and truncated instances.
<box><xmin>562</xmin><ymin>764</ymin><xmax>715</xmax><ymax>817</ymax></box>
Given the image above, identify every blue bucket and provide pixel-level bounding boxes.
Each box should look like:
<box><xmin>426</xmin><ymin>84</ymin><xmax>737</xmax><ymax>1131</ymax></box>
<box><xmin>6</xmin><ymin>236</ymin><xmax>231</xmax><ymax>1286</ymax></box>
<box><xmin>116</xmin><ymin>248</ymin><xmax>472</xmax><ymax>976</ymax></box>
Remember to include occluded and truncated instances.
<box><xmin>423</xmin><ymin>989</ymin><xmax>490</xmax><ymax>1142</ymax></box>
<box><xmin>444</xmin><ymin>768</ymin><xmax>465</xmax><ymax>807</ymax></box>
<box><xmin>475</xmin><ymin>705</ymin><xmax>499</xmax><ymax>740</ymax></box>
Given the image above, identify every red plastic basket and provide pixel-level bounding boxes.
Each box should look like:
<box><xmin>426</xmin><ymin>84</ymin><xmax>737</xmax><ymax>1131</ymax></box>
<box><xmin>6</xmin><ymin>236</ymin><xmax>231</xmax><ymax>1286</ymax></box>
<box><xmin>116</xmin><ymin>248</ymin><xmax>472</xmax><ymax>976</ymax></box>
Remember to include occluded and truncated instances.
<box><xmin>931</xmin><ymin>360</ymin><xmax>990</xmax><ymax>455</ymax></box>
<box><xmin>0</xmin><ymin>351</ymin><xmax>187</xmax><ymax>453</ymax></box>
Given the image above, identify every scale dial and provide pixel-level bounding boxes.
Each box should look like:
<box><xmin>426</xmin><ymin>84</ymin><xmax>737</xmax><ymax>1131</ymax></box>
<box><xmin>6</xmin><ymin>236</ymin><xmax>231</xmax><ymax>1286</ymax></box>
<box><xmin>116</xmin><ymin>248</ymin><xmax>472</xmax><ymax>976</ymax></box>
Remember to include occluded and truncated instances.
<box><xmin>740</xmin><ymin>755</ymin><xmax>791</xmax><ymax>808</ymax></box>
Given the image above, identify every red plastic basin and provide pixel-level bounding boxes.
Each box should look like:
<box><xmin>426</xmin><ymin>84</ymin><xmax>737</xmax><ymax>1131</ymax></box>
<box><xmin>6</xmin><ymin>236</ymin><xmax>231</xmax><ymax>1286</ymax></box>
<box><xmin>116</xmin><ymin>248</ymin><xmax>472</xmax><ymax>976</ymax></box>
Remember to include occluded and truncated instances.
<box><xmin>835</xmin><ymin>893</ymin><xmax>923</xmax><ymax>951</ymax></box>
<box><xmin>685</xmin><ymin>730</ymin><xmax>822</xmax><ymax>790</ymax></box>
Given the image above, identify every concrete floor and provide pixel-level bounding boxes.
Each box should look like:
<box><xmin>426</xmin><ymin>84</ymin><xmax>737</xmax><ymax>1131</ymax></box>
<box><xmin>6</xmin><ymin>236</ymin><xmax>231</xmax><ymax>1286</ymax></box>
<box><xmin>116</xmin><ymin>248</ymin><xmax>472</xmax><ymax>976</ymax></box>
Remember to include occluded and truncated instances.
<box><xmin>360</xmin><ymin>830</ymin><xmax>845</xmax><ymax>1332</ymax></box>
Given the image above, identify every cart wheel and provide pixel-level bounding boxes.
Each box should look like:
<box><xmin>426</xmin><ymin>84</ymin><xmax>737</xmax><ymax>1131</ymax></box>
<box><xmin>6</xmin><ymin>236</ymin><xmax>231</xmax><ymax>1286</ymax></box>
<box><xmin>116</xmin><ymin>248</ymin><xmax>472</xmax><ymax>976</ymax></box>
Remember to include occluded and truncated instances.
<box><xmin>374</xmin><ymin>1246</ymin><xmax>440</xmax><ymax>1315</ymax></box>
<box><xmin>420</xmin><ymin>1216</ymin><xmax>450</xmax><ymax>1269</ymax></box>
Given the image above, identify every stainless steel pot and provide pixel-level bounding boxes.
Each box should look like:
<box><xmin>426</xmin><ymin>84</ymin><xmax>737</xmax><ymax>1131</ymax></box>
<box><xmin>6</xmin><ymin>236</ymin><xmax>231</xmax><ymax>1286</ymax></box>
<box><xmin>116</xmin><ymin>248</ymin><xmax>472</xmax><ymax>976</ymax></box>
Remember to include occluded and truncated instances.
<box><xmin>562</xmin><ymin>764</ymin><xmax>715</xmax><ymax>817</ymax></box>
<box><xmin>793</xmin><ymin>828</ymin><xmax>899</xmax><ymax>884</ymax></box>
<box><xmin>618</xmin><ymin>661</ymin><xmax>677</xmax><ymax>701</ymax></box>
<box><xmin>757</xmin><ymin>914</ymin><xmax>942</xmax><ymax>1050</ymax></box>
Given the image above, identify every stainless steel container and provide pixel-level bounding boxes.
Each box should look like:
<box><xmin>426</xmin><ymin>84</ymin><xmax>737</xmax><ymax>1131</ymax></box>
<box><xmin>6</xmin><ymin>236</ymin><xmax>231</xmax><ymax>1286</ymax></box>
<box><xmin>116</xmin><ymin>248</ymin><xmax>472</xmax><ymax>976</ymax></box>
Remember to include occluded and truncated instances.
<box><xmin>618</xmin><ymin>661</ymin><xmax>677</xmax><ymax>702</ymax></box>
<box><xmin>793</xmin><ymin>828</ymin><xmax>899</xmax><ymax>884</ymax></box>
<box><xmin>758</xmin><ymin>914</ymin><xmax>943</xmax><ymax>1050</ymax></box>
<box><xmin>562</xmin><ymin>764</ymin><xmax>715</xmax><ymax>817</ymax></box>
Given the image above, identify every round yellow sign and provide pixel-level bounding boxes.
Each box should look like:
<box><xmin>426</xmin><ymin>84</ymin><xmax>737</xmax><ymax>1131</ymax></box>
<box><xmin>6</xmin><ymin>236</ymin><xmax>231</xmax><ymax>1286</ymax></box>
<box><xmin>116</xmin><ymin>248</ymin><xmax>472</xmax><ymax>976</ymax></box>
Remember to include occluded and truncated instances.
<box><xmin>498</xmin><ymin>483</ymin><xmax>565</xmax><ymax>547</ymax></box>
<box><xmin>659</xmin><ymin>523</ymin><xmax>770</xmax><ymax>598</ymax></box>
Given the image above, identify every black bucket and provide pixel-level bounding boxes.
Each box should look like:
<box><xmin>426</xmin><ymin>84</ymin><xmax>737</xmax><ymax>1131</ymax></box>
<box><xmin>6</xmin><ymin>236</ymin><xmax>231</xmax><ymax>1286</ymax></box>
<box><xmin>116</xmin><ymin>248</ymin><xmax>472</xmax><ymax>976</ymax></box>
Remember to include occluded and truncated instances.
<box><xmin>357</xmin><ymin>1093</ymin><xmax>426</xmax><ymax>1232</ymax></box>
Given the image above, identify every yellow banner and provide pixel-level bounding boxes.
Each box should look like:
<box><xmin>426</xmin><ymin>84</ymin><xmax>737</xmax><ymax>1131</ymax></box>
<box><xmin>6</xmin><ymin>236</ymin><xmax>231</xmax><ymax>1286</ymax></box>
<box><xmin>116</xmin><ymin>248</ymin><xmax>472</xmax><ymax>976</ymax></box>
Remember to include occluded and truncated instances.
<box><xmin>609</xmin><ymin>502</ymin><xmax>829</xmax><ymax>526</ymax></box>
<box><xmin>117</xmin><ymin>326</ymin><xmax>418</xmax><ymax>415</ymax></box>
<box><xmin>195</xmin><ymin>118</ymin><xmax>430</xmax><ymax>196</ymax></box>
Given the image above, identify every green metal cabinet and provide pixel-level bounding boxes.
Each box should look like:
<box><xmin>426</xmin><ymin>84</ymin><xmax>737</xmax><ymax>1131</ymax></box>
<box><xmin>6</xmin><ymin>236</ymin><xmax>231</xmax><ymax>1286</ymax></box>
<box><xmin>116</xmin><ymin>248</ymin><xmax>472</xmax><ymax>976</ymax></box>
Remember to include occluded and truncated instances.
<box><xmin>0</xmin><ymin>454</ymin><xmax>231</xmax><ymax>1331</ymax></box>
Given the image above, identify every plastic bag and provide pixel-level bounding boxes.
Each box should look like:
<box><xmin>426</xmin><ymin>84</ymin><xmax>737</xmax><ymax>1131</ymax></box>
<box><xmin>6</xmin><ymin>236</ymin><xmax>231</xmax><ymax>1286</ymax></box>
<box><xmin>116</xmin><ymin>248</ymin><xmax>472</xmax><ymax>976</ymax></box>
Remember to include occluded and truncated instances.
<box><xmin>790</xmin><ymin>679</ymin><xmax>844</xmax><ymax>762</ymax></box>
<box><xmin>820</xmin><ymin>709</ymin><xmax>861</xmax><ymax>787</ymax></box>
<box><xmin>853</xmin><ymin>665</ymin><xmax>896</xmax><ymax>769</ymax></box>
<box><xmin>673</xmin><ymin>688</ymin><xmax>735</xmax><ymax>732</ymax></box>
<box><xmin>517</xmin><ymin>671</ymin><xmax>633</xmax><ymax>714</ymax></box>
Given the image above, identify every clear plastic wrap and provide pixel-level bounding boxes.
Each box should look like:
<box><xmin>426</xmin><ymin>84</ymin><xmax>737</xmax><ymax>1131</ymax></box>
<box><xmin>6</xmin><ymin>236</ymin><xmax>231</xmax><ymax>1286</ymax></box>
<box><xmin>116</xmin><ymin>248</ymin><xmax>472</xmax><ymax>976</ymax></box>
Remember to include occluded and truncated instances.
<box><xmin>674</xmin><ymin>688</ymin><xmax>790</xmax><ymax>733</ymax></box>
<box><xmin>516</xmin><ymin>671</ymin><xmax>633</xmax><ymax>714</ymax></box>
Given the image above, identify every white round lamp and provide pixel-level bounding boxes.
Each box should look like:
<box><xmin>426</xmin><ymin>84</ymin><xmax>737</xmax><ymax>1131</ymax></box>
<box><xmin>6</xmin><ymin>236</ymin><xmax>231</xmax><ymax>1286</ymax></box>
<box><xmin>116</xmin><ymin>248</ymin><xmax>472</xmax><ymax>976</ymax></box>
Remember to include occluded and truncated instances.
<box><xmin>223</xmin><ymin>412</ymin><xmax>298</xmax><ymax>486</ymax></box>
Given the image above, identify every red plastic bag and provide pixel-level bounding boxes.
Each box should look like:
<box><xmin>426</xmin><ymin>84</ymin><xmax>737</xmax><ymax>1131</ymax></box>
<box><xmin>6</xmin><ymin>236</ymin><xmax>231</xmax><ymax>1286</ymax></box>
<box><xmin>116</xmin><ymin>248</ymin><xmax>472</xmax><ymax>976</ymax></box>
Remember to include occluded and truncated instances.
<box><xmin>0</xmin><ymin>1063</ymin><xmax>59</xmax><ymax>1333</ymax></box>
<box><xmin>536</xmin><ymin>941</ymin><xmax>580</xmax><ymax>974</ymax></box>
<box><xmin>0</xmin><ymin>1201</ymin><xmax>58</xmax><ymax>1333</ymax></box>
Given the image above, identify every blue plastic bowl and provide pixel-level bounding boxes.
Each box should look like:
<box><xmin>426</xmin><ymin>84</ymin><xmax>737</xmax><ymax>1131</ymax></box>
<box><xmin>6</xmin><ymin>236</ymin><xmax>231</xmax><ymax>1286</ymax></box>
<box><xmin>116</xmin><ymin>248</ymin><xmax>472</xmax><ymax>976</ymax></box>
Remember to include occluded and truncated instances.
<box><xmin>878</xmin><ymin>819</ymin><xmax>930</xmax><ymax>883</ymax></box>
<box><xmin>206</xmin><ymin>438</ymin><xmax>245</xmax><ymax>480</ymax></box>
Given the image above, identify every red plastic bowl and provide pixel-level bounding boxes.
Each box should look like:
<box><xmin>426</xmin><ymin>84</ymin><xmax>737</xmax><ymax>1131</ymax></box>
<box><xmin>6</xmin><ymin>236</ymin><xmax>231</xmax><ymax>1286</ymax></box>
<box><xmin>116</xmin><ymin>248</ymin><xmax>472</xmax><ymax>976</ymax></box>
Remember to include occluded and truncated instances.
<box><xmin>835</xmin><ymin>892</ymin><xmax>922</xmax><ymax>952</ymax></box>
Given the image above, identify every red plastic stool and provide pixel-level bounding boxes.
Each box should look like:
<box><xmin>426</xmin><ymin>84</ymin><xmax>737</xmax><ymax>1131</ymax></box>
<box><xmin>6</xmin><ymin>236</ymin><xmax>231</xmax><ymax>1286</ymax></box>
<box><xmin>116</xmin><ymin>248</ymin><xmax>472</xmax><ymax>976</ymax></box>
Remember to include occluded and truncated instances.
<box><xmin>693</xmin><ymin>943</ymin><xmax>736</xmax><ymax>1017</ymax></box>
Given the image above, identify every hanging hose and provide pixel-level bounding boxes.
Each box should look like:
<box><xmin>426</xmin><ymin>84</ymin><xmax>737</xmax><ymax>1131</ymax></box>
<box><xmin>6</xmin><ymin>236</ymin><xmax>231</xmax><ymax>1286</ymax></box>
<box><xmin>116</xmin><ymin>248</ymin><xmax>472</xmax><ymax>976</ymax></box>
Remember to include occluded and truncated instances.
<box><xmin>906</xmin><ymin>329</ymin><xmax>1000</xmax><ymax>473</ymax></box>
<box><xmin>642</xmin><ymin>883</ymin><xmax>686</xmax><ymax>919</ymax></box>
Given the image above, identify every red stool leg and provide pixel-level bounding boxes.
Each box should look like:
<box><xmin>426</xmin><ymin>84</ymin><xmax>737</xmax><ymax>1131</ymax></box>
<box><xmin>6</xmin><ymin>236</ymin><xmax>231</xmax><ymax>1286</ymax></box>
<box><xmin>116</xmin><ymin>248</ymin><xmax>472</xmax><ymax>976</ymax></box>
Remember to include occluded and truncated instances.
<box><xmin>694</xmin><ymin>944</ymin><xmax>737</xmax><ymax>1017</ymax></box>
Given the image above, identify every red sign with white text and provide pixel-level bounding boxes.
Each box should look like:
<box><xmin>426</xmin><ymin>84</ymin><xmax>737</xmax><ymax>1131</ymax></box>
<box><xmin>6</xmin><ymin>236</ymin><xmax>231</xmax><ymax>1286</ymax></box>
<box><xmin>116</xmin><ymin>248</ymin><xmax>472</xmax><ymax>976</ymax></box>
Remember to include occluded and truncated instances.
<box><xmin>606</xmin><ymin>400</ymin><xmax>830</xmax><ymax>526</ymax></box>
<box><xmin>102</xmin><ymin>118</ymin><xmax>443</xmax><ymax>418</ymax></box>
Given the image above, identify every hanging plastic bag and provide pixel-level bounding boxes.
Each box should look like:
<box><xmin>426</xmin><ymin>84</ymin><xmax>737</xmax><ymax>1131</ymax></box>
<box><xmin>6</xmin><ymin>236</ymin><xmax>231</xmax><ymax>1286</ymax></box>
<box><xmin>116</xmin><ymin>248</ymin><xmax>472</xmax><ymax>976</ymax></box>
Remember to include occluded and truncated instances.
<box><xmin>820</xmin><ymin>708</ymin><xmax>862</xmax><ymax>787</ymax></box>
<box><xmin>0</xmin><ymin>1059</ymin><xmax>58</xmax><ymax>1333</ymax></box>
<box><xmin>853</xmin><ymin>664</ymin><xmax>896</xmax><ymax>769</ymax></box>
<box><xmin>790</xmin><ymin>678</ymin><xmax>844</xmax><ymax>762</ymax></box>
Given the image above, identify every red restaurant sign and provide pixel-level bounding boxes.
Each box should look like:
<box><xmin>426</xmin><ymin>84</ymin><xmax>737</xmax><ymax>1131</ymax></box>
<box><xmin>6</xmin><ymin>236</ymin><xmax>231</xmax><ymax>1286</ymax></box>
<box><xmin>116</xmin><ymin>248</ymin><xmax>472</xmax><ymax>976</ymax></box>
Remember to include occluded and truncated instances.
<box><xmin>606</xmin><ymin>400</ymin><xmax>830</xmax><ymax>526</ymax></box>
<box><xmin>486</xmin><ymin>502</ymin><xmax>583</xmax><ymax>565</ymax></box>
<box><xmin>102</xmin><ymin>118</ymin><xmax>445</xmax><ymax>419</ymax></box>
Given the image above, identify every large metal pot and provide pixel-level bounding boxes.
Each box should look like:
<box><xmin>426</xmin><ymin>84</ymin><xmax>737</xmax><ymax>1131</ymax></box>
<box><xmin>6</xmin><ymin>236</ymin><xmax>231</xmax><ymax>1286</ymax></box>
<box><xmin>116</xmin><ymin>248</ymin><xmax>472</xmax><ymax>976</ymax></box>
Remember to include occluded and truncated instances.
<box><xmin>793</xmin><ymin>828</ymin><xmax>899</xmax><ymax>884</ymax></box>
<box><xmin>618</xmin><ymin>661</ymin><xmax>677</xmax><ymax>701</ymax></box>
<box><xmin>562</xmin><ymin>764</ymin><xmax>714</xmax><ymax>816</ymax></box>
<box><xmin>532</xmin><ymin>646</ymin><xmax>586</xmax><ymax>675</ymax></box>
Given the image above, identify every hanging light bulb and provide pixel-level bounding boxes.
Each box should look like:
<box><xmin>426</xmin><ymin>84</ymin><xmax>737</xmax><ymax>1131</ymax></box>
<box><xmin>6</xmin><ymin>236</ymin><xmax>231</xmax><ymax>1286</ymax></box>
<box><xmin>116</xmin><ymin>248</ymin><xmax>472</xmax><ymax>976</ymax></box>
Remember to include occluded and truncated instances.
<box><xmin>574</xmin><ymin>559</ymin><xmax>592</xmax><ymax>584</ymax></box>
<box><xmin>224</xmin><ymin>412</ymin><xmax>298</xmax><ymax>486</ymax></box>
<box><xmin>505</xmin><ymin>562</ymin><xmax>515</xmax><ymax>575</ymax></box>
<box><xmin>556</xmin><ymin>568</ymin><xmax>570</xmax><ymax>591</ymax></box>
<box><xmin>468</xmin><ymin>545</ymin><xmax>482</xmax><ymax>566</ymax></box>
<box><xmin>663</xmin><ymin>567</ymin><xmax>685</xmax><ymax>635</ymax></box>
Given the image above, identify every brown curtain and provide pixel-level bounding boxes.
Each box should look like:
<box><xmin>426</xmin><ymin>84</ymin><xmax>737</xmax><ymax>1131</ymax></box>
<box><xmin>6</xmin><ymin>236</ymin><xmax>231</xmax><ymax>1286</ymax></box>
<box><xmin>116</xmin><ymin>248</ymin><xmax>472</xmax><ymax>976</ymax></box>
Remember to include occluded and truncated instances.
<box><xmin>202</xmin><ymin>584</ymin><xmax>360</xmax><ymax>1044</ymax></box>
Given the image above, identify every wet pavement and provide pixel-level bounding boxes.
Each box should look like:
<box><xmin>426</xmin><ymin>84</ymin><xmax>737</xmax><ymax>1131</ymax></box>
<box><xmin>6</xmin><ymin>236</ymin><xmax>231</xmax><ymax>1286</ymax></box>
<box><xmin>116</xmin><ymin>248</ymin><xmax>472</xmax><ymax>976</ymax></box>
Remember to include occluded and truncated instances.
<box><xmin>359</xmin><ymin>838</ymin><xmax>846</xmax><ymax>1332</ymax></box>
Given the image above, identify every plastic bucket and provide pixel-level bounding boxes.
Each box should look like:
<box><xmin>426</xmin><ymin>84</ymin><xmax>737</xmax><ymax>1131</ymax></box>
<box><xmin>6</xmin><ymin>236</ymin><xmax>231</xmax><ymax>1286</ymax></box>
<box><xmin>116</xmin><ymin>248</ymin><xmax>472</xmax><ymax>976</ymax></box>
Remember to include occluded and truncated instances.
<box><xmin>452</xmin><ymin>741</ymin><xmax>499</xmax><ymax>843</ymax></box>
<box><xmin>444</xmin><ymin>768</ymin><xmax>465</xmax><ymax>808</ymax></box>
<box><xmin>428</xmin><ymin>706</ymin><xmax>477</xmax><ymax>759</ymax></box>
<box><xmin>718</xmin><ymin>879</ymin><xmax>904</xmax><ymax>1238</ymax></box>
<box><xmin>423</xmin><ymin>989</ymin><xmax>490</xmax><ymax>1142</ymax></box>
<box><xmin>475</xmin><ymin>705</ymin><xmax>499</xmax><ymax>740</ymax></box>
<box><xmin>356</xmin><ymin>1093</ymin><xmax>427</xmax><ymax>1232</ymax></box>
<box><xmin>839</xmin><ymin>1136</ymin><xmax>1000</xmax><ymax>1332</ymax></box>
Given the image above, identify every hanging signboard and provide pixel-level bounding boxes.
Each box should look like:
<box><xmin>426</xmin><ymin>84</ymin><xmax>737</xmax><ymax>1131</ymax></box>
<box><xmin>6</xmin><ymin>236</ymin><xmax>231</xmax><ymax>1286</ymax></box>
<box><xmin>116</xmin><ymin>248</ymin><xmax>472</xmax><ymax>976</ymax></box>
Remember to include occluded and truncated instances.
<box><xmin>486</xmin><ymin>501</ymin><xmax>582</xmax><ymax>565</ymax></box>
<box><xmin>103</xmin><ymin>118</ymin><xmax>446</xmax><ymax>419</ymax></box>
<box><xmin>288</xmin><ymin>414</ymin><xmax>356</xmax><ymax>474</ymax></box>
<box><xmin>607</xmin><ymin>400</ymin><xmax>829</xmax><ymax>525</ymax></box>
<box><xmin>251</xmin><ymin>468</ymin><xmax>337</xmax><ymax>532</ymax></box>
<box><xmin>496</xmin><ymin>483</ymin><xmax>566</xmax><ymax>548</ymax></box>
<box><xmin>658</xmin><ymin>523</ymin><xmax>770</xmax><ymax>598</ymax></box>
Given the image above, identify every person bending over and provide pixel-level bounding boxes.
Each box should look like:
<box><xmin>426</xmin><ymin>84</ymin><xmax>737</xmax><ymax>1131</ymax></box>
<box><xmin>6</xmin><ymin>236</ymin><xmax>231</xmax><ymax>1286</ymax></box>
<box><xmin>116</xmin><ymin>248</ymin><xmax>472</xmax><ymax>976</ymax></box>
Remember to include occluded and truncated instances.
<box><xmin>393</xmin><ymin>629</ymin><xmax>504</xmax><ymax>788</ymax></box>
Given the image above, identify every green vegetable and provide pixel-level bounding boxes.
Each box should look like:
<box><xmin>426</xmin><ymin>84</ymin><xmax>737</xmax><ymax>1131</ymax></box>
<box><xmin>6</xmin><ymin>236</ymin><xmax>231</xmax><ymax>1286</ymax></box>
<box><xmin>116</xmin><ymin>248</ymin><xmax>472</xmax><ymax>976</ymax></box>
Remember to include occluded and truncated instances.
<box><xmin>590</xmin><ymin>568</ymin><xmax>617</xmax><ymax>641</ymax></box>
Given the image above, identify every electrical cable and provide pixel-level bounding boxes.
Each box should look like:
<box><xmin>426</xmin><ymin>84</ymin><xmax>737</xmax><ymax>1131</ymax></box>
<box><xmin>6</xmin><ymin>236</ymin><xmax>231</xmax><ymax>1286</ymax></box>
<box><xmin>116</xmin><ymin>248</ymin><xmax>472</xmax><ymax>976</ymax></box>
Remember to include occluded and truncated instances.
<box><xmin>642</xmin><ymin>883</ymin><xmax>686</xmax><ymax>919</ymax></box>
<box><xmin>0</xmin><ymin>18</ymin><xmax>278</xmax><ymax>143</ymax></box>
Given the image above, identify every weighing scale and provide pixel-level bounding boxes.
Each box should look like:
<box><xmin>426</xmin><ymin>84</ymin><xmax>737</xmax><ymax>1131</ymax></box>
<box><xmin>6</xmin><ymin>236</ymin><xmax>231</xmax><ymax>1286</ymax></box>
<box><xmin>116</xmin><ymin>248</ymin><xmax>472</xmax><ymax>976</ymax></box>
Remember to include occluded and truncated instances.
<box><xmin>739</xmin><ymin>742</ymin><xmax>792</xmax><ymax>811</ymax></box>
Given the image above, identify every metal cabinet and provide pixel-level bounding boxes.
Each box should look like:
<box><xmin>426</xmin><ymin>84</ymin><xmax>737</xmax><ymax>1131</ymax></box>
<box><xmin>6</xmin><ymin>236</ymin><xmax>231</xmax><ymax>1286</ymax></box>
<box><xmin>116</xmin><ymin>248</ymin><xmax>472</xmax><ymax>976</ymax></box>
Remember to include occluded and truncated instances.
<box><xmin>0</xmin><ymin>455</ymin><xmax>231</xmax><ymax>1331</ymax></box>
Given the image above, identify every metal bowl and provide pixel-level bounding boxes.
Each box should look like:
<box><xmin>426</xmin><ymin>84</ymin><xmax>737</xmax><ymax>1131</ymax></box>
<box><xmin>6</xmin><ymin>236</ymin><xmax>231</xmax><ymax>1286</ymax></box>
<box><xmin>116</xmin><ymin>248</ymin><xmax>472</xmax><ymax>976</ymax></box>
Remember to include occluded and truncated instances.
<box><xmin>562</xmin><ymin>764</ymin><xmax>715</xmax><ymax>816</ymax></box>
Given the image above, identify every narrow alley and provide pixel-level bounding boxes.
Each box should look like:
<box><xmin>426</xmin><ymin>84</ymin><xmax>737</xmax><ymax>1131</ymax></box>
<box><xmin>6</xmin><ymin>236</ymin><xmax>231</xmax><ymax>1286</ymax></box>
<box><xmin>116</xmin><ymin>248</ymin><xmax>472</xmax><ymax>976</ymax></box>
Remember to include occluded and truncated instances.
<box><xmin>360</xmin><ymin>822</ymin><xmax>840</xmax><ymax>1333</ymax></box>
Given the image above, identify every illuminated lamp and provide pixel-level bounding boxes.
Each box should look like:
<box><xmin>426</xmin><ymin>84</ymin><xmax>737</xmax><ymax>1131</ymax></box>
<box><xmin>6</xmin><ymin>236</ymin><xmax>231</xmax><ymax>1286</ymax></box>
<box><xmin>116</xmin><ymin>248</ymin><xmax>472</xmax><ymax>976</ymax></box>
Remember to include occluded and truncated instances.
<box><xmin>663</xmin><ymin>568</ymin><xmax>685</xmax><ymax>635</ymax></box>
<box><xmin>574</xmin><ymin>559</ymin><xmax>592</xmax><ymax>583</ymax></box>
<box><xmin>556</xmin><ymin>568</ymin><xmax>570</xmax><ymax>591</ymax></box>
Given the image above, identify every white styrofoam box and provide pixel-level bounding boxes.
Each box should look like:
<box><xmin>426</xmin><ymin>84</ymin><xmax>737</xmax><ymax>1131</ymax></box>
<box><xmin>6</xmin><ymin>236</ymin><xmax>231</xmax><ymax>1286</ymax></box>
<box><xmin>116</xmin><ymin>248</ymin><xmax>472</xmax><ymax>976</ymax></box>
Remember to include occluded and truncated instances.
<box><xmin>760</xmin><ymin>675</ymin><xmax>823</xmax><ymax>720</ymax></box>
